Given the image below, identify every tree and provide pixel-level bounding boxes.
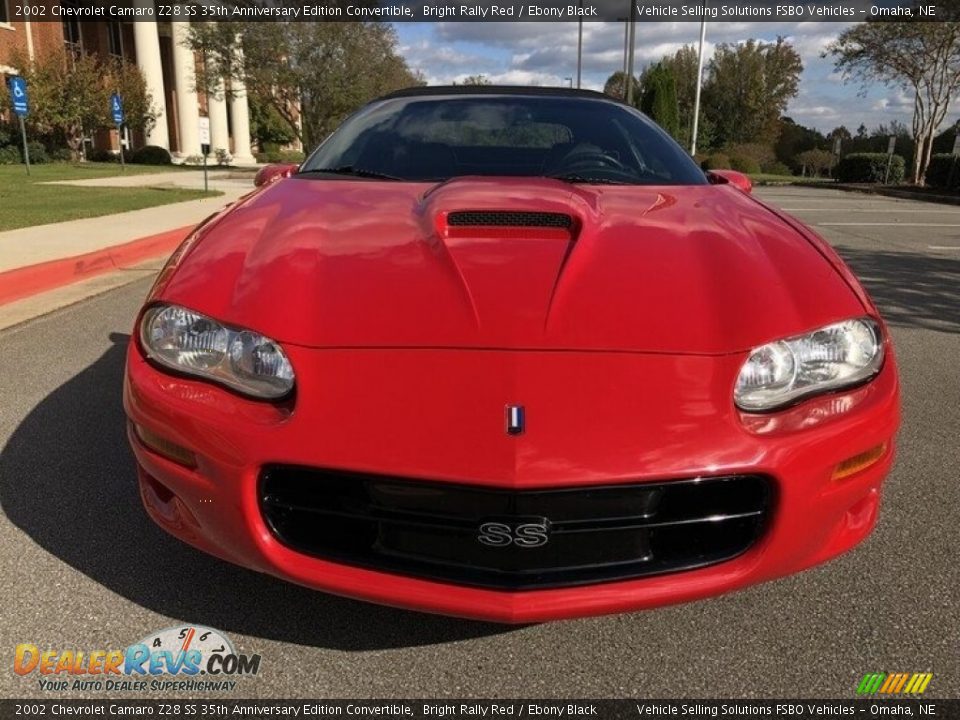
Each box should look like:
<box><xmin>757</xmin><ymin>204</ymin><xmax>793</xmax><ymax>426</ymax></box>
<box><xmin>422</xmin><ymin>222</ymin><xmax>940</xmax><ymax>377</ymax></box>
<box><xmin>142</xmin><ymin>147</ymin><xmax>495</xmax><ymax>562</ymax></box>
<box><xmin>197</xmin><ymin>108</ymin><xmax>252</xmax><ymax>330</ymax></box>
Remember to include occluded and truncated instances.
<box><xmin>602</xmin><ymin>71</ymin><xmax>640</xmax><ymax>104</ymax></box>
<box><xmin>655</xmin><ymin>45</ymin><xmax>700</xmax><ymax>148</ymax></box>
<box><xmin>827</xmin><ymin>20</ymin><xmax>960</xmax><ymax>184</ymax></box>
<box><xmin>640</xmin><ymin>63</ymin><xmax>680</xmax><ymax>140</ymax></box>
<box><xmin>795</xmin><ymin>148</ymin><xmax>836</xmax><ymax>177</ymax></box>
<box><xmin>456</xmin><ymin>75</ymin><xmax>492</xmax><ymax>86</ymax></box>
<box><xmin>187</xmin><ymin>22</ymin><xmax>422</xmax><ymax>151</ymax></box>
<box><xmin>774</xmin><ymin>117</ymin><xmax>828</xmax><ymax>171</ymax></box>
<box><xmin>108</xmin><ymin>57</ymin><xmax>158</xmax><ymax>139</ymax></box>
<box><xmin>249</xmin><ymin>96</ymin><xmax>297</xmax><ymax>150</ymax></box>
<box><xmin>10</xmin><ymin>48</ymin><xmax>155</xmax><ymax>160</ymax></box>
<box><xmin>702</xmin><ymin>38</ymin><xmax>803</xmax><ymax>147</ymax></box>
<box><xmin>829</xmin><ymin>126</ymin><xmax>852</xmax><ymax>141</ymax></box>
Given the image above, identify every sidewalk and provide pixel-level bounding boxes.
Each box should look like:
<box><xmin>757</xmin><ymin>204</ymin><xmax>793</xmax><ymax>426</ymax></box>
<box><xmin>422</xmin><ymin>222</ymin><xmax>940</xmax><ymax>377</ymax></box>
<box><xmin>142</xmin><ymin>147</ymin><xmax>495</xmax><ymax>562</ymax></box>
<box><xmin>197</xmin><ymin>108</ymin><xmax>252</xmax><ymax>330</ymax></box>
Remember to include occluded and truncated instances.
<box><xmin>0</xmin><ymin>173</ymin><xmax>252</xmax><ymax>311</ymax></box>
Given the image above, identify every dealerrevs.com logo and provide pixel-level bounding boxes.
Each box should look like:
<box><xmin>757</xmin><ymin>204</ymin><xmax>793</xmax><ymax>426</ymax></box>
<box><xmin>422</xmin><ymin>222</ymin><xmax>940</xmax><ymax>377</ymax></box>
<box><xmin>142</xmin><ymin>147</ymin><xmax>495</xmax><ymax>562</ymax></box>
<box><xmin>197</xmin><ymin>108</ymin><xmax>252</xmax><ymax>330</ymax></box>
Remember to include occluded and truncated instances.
<box><xmin>857</xmin><ymin>672</ymin><xmax>934</xmax><ymax>696</ymax></box>
<box><xmin>14</xmin><ymin>625</ymin><xmax>261</xmax><ymax>693</ymax></box>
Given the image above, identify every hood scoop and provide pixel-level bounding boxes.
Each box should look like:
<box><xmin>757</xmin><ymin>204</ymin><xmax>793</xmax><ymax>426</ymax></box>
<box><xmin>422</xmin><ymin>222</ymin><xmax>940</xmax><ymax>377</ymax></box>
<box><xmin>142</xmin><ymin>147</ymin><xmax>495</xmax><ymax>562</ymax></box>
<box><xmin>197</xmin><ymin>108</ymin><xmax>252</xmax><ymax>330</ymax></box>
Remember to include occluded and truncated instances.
<box><xmin>440</xmin><ymin>210</ymin><xmax>576</xmax><ymax>240</ymax></box>
<box><xmin>447</xmin><ymin>210</ymin><xmax>573</xmax><ymax>228</ymax></box>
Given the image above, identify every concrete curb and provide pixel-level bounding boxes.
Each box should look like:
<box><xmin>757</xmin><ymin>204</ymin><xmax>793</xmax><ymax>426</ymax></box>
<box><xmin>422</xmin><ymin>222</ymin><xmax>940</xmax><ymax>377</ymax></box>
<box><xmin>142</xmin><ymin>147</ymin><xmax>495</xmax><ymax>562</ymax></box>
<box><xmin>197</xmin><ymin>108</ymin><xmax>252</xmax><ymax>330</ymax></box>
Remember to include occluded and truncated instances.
<box><xmin>0</xmin><ymin>226</ymin><xmax>192</xmax><ymax>307</ymax></box>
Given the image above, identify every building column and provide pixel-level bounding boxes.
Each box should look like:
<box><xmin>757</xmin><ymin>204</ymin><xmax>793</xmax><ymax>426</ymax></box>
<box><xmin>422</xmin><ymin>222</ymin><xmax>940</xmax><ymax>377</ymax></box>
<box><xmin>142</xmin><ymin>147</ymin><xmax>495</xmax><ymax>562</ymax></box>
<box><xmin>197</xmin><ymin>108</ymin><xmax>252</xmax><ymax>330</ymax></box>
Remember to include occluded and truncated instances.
<box><xmin>208</xmin><ymin>80</ymin><xmax>230</xmax><ymax>157</ymax></box>
<box><xmin>229</xmin><ymin>81</ymin><xmax>256</xmax><ymax>165</ymax></box>
<box><xmin>133</xmin><ymin>15</ymin><xmax>169</xmax><ymax>150</ymax></box>
<box><xmin>171</xmin><ymin>21</ymin><xmax>201</xmax><ymax>158</ymax></box>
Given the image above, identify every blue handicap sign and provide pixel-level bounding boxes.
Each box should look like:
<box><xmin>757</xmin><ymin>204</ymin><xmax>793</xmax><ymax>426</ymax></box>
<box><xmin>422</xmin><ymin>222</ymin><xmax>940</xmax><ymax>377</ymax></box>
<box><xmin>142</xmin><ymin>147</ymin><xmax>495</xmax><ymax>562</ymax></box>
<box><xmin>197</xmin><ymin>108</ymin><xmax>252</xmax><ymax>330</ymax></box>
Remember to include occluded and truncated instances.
<box><xmin>111</xmin><ymin>93</ymin><xmax>124</xmax><ymax>125</ymax></box>
<box><xmin>9</xmin><ymin>76</ymin><xmax>28</xmax><ymax>117</ymax></box>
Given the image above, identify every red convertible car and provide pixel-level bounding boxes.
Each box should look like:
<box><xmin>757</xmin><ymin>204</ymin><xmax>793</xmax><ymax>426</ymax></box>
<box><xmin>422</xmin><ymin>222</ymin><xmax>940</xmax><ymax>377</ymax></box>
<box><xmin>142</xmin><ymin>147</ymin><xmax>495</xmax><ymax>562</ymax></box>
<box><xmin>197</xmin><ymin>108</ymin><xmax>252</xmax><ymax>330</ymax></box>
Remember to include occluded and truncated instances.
<box><xmin>125</xmin><ymin>87</ymin><xmax>900</xmax><ymax>622</ymax></box>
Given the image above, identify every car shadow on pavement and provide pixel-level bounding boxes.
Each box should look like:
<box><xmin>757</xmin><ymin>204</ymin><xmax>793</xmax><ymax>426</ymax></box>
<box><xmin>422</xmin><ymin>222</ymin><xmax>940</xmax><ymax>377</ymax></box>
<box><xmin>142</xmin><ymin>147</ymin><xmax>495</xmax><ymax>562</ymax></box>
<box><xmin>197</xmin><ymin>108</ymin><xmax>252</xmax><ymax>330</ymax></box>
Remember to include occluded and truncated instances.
<box><xmin>836</xmin><ymin>246</ymin><xmax>960</xmax><ymax>334</ymax></box>
<box><xmin>0</xmin><ymin>333</ymin><xmax>517</xmax><ymax>650</ymax></box>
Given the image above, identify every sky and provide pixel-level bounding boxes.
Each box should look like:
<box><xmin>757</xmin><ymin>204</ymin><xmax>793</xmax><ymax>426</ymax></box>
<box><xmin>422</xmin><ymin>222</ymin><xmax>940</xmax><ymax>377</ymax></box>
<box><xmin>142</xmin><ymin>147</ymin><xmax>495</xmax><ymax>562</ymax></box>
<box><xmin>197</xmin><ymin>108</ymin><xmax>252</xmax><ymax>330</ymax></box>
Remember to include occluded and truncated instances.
<box><xmin>393</xmin><ymin>21</ymin><xmax>949</xmax><ymax>134</ymax></box>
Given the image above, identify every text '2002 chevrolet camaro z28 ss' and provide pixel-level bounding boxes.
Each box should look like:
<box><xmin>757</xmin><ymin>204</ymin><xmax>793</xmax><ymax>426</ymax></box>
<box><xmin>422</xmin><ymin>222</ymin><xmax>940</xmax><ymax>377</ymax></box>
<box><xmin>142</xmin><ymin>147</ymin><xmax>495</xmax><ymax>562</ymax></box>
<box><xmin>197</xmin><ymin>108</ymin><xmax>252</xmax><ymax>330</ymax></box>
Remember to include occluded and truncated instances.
<box><xmin>124</xmin><ymin>87</ymin><xmax>900</xmax><ymax>623</ymax></box>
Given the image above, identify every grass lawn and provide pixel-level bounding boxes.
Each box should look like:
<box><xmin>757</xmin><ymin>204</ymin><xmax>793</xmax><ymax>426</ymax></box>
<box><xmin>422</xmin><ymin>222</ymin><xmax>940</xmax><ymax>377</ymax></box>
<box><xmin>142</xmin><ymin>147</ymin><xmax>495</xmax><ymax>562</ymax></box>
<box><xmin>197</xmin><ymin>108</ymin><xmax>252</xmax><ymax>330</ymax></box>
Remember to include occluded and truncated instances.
<box><xmin>0</xmin><ymin>163</ymin><xmax>221</xmax><ymax>232</ymax></box>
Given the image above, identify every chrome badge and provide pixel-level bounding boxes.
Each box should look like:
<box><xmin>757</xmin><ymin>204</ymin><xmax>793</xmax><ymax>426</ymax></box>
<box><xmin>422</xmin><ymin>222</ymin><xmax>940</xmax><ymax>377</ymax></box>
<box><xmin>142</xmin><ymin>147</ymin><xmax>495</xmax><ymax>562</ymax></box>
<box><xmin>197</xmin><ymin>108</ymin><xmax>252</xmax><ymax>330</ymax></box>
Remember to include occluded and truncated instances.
<box><xmin>506</xmin><ymin>405</ymin><xmax>525</xmax><ymax>435</ymax></box>
<box><xmin>478</xmin><ymin>518</ymin><xmax>550</xmax><ymax>548</ymax></box>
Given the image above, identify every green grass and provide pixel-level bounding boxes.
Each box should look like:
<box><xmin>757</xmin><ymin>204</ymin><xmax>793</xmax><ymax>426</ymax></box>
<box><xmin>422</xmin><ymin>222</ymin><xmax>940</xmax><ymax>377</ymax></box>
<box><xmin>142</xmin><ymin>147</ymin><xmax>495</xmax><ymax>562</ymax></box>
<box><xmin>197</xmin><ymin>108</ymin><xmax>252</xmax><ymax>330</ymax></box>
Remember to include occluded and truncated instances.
<box><xmin>0</xmin><ymin>163</ymin><xmax>221</xmax><ymax>232</ymax></box>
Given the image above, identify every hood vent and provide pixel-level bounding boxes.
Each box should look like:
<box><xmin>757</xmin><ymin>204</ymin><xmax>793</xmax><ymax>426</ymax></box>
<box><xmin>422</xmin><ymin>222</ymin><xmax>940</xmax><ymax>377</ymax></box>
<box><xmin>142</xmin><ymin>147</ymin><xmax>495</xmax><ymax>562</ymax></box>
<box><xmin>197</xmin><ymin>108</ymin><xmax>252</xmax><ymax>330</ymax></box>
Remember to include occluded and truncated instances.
<box><xmin>447</xmin><ymin>211</ymin><xmax>573</xmax><ymax>229</ymax></box>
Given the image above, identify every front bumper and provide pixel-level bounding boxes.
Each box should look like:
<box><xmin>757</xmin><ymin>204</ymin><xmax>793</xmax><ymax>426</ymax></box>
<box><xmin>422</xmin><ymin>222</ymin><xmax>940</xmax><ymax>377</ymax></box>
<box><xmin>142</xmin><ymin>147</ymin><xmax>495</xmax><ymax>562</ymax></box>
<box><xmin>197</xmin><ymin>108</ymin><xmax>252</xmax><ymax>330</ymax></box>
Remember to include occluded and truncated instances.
<box><xmin>124</xmin><ymin>341</ymin><xmax>900</xmax><ymax>623</ymax></box>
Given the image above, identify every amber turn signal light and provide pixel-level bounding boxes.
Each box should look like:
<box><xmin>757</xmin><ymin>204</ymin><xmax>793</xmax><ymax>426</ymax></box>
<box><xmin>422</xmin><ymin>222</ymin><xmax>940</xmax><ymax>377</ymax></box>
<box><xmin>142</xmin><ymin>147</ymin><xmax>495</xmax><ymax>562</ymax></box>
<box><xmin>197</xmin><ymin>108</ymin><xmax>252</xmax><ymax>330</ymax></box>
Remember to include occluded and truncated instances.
<box><xmin>133</xmin><ymin>423</ymin><xmax>198</xmax><ymax>469</ymax></box>
<box><xmin>832</xmin><ymin>443</ymin><xmax>887</xmax><ymax>481</ymax></box>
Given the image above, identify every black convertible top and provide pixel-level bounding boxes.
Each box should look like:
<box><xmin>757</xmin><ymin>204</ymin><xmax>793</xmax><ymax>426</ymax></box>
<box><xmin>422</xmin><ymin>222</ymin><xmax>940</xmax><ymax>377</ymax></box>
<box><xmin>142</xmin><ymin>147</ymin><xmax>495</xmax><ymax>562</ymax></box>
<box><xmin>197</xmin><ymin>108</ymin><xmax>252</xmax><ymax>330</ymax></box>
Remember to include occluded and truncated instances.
<box><xmin>379</xmin><ymin>85</ymin><xmax>617</xmax><ymax>102</ymax></box>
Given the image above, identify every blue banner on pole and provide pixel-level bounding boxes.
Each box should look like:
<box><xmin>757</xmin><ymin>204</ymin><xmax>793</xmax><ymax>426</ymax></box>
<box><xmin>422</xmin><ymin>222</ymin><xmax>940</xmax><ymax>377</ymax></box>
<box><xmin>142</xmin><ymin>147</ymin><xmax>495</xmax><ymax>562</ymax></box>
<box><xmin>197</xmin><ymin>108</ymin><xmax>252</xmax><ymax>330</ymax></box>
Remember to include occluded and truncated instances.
<box><xmin>111</xmin><ymin>93</ymin><xmax>125</xmax><ymax>125</ymax></box>
<box><xmin>10</xmin><ymin>76</ymin><xmax>28</xmax><ymax>117</ymax></box>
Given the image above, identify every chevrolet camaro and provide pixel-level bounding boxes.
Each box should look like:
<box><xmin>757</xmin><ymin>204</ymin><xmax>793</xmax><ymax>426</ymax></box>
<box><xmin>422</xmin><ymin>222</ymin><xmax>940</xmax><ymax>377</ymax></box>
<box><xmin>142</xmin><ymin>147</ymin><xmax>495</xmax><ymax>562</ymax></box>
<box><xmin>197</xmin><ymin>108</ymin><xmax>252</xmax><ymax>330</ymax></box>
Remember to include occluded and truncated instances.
<box><xmin>124</xmin><ymin>87</ymin><xmax>900</xmax><ymax>622</ymax></box>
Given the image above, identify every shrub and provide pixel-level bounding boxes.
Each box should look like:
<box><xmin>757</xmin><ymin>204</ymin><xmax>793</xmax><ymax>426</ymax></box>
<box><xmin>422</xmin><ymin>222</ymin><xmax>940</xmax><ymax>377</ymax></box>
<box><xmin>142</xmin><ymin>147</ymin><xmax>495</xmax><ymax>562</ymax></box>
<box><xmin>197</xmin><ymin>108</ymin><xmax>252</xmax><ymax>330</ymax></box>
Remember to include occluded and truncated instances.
<box><xmin>87</xmin><ymin>148</ymin><xmax>119</xmax><ymax>163</ymax></box>
<box><xmin>278</xmin><ymin>150</ymin><xmax>305</xmax><ymax>164</ymax></box>
<box><xmin>924</xmin><ymin>154</ymin><xmax>960</xmax><ymax>190</ymax></box>
<box><xmin>0</xmin><ymin>123</ymin><xmax>14</xmax><ymax>148</ymax></box>
<box><xmin>724</xmin><ymin>143</ymin><xmax>776</xmax><ymax>170</ymax></box>
<box><xmin>0</xmin><ymin>145</ymin><xmax>21</xmax><ymax>165</ymax></box>
<box><xmin>729</xmin><ymin>154</ymin><xmax>761</xmax><ymax>174</ymax></box>
<box><xmin>214</xmin><ymin>148</ymin><xmax>232</xmax><ymax>166</ymax></box>
<box><xmin>701</xmin><ymin>153</ymin><xmax>731</xmax><ymax>170</ymax></box>
<box><xmin>182</xmin><ymin>154</ymin><xmax>205</xmax><ymax>166</ymax></box>
<box><xmin>256</xmin><ymin>151</ymin><xmax>283</xmax><ymax>164</ymax></box>
<box><xmin>49</xmin><ymin>147</ymin><xmax>73</xmax><ymax>162</ymax></box>
<box><xmin>23</xmin><ymin>141</ymin><xmax>49</xmax><ymax>164</ymax></box>
<box><xmin>763</xmin><ymin>161</ymin><xmax>793</xmax><ymax>177</ymax></box>
<box><xmin>130</xmin><ymin>145</ymin><xmax>172</xmax><ymax>165</ymax></box>
<box><xmin>835</xmin><ymin>153</ymin><xmax>905</xmax><ymax>184</ymax></box>
<box><xmin>795</xmin><ymin>149</ymin><xmax>836</xmax><ymax>177</ymax></box>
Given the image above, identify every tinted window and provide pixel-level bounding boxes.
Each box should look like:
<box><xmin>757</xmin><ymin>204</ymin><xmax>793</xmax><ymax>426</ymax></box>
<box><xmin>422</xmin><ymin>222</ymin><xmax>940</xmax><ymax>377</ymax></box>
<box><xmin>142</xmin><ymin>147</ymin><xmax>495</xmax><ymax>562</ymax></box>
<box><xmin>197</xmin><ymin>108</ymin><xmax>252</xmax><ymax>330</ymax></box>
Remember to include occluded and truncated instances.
<box><xmin>301</xmin><ymin>95</ymin><xmax>707</xmax><ymax>186</ymax></box>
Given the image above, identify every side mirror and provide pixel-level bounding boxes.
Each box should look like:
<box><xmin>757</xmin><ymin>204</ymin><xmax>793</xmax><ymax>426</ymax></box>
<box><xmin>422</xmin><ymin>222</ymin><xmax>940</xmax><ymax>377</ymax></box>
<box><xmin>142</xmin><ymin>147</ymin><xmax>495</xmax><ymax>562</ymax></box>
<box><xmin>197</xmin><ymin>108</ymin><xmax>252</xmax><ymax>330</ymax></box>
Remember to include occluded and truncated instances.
<box><xmin>254</xmin><ymin>163</ymin><xmax>298</xmax><ymax>188</ymax></box>
<box><xmin>707</xmin><ymin>169</ymin><xmax>753</xmax><ymax>194</ymax></box>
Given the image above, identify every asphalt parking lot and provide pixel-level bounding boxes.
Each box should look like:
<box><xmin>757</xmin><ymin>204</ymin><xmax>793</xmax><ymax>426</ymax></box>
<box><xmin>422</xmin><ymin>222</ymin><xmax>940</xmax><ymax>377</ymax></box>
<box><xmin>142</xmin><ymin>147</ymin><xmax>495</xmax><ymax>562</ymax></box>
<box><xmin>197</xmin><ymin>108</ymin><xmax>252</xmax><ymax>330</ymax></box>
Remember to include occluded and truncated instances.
<box><xmin>0</xmin><ymin>186</ymin><xmax>957</xmax><ymax>699</ymax></box>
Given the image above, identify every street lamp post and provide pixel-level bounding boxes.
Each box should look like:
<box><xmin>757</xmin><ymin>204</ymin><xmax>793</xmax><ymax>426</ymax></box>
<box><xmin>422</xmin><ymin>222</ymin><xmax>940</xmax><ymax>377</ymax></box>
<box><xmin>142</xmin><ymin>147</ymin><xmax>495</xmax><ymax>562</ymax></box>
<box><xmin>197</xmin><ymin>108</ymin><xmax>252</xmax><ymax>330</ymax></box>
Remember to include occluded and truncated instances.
<box><xmin>625</xmin><ymin>1</ymin><xmax>637</xmax><ymax>105</ymax></box>
<box><xmin>621</xmin><ymin>19</ymin><xmax>629</xmax><ymax>99</ymax></box>
<box><xmin>690</xmin><ymin>9</ymin><xmax>708</xmax><ymax>156</ymax></box>
<box><xmin>576</xmin><ymin>10</ymin><xmax>583</xmax><ymax>89</ymax></box>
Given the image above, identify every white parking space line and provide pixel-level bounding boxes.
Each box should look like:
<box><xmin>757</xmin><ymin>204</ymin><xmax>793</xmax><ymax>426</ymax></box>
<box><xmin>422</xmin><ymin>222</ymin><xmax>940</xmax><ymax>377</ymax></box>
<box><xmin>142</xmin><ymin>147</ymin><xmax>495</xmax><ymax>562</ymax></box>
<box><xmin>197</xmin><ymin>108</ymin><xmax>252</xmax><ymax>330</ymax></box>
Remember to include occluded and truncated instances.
<box><xmin>784</xmin><ymin>208</ymin><xmax>960</xmax><ymax>213</ymax></box>
<box><xmin>817</xmin><ymin>222</ymin><xmax>960</xmax><ymax>227</ymax></box>
<box><xmin>928</xmin><ymin>245</ymin><xmax>960</xmax><ymax>250</ymax></box>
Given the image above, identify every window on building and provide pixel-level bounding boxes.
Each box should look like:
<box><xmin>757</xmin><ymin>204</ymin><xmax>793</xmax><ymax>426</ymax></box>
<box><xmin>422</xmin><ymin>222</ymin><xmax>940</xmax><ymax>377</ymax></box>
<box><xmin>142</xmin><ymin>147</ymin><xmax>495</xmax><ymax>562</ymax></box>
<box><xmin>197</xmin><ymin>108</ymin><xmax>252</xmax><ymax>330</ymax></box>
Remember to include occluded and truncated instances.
<box><xmin>107</xmin><ymin>22</ymin><xmax>123</xmax><ymax>58</ymax></box>
<box><xmin>63</xmin><ymin>18</ymin><xmax>81</xmax><ymax>62</ymax></box>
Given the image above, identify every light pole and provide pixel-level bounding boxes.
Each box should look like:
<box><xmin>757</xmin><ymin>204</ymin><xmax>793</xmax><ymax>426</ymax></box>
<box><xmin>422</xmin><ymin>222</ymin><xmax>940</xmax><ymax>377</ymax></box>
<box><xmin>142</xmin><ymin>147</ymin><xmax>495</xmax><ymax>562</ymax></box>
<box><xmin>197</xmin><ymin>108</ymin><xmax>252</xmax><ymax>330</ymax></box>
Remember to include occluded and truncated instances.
<box><xmin>690</xmin><ymin>9</ymin><xmax>708</xmax><ymax>156</ymax></box>
<box><xmin>625</xmin><ymin>3</ymin><xmax>637</xmax><ymax>106</ymax></box>
<box><xmin>621</xmin><ymin>20</ymin><xmax>629</xmax><ymax>92</ymax></box>
<box><xmin>576</xmin><ymin>9</ymin><xmax>583</xmax><ymax>89</ymax></box>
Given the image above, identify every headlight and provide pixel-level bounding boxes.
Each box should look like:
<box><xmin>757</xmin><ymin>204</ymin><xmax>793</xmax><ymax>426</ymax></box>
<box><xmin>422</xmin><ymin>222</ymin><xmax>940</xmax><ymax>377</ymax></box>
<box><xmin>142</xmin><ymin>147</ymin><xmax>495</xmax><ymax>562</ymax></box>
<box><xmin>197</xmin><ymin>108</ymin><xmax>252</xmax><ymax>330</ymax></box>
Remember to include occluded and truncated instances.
<box><xmin>140</xmin><ymin>304</ymin><xmax>295</xmax><ymax>399</ymax></box>
<box><xmin>735</xmin><ymin>318</ymin><xmax>883</xmax><ymax>411</ymax></box>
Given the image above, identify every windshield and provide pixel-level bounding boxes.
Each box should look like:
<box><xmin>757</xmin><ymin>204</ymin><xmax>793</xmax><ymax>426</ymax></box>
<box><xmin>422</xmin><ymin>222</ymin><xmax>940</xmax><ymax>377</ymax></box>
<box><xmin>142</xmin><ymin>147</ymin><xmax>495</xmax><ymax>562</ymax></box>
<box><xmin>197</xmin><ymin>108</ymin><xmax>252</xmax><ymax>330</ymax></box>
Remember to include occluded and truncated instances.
<box><xmin>299</xmin><ymin>95</ymin><xmax>708</xmax><ymax>186</ymax></box>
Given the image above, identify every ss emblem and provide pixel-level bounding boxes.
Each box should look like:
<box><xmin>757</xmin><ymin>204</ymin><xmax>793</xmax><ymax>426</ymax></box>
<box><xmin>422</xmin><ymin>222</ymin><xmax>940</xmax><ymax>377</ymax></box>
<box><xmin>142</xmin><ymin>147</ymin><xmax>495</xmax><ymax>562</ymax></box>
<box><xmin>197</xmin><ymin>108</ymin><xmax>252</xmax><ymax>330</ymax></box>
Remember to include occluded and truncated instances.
<box><xmin>477</xmin><ymin>518</ymin><xmax>550</xmax><ymax>548</ymax></box>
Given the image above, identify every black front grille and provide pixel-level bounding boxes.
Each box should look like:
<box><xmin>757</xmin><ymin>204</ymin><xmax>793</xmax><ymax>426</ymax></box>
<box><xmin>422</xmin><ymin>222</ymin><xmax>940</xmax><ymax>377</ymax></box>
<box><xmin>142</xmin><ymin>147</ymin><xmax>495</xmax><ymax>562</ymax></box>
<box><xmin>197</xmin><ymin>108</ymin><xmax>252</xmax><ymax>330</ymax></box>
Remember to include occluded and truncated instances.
<box><xmin>447</xmin><ymin>211</ymin><xmax>572</xmax><ymax>229</ymax></box>
<box><xmin>259</xmin><ymin>468</ymin><xmax>771</xmax><ymax>590</ymax></box>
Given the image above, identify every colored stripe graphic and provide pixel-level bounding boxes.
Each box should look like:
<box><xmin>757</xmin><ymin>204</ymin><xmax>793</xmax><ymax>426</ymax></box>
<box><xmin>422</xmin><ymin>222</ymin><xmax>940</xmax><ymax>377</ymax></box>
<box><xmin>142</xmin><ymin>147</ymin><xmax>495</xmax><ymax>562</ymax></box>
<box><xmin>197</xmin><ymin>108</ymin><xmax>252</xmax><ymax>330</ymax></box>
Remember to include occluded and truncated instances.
<box><xmin>857</xmin><ymin>673</ymin><xmax>886</xmax><ymax>694</ymax></box>
<box><xmin>858</xmin><ymin>672</ymin><xmax>932</xmax><ymax>695</ymax></box>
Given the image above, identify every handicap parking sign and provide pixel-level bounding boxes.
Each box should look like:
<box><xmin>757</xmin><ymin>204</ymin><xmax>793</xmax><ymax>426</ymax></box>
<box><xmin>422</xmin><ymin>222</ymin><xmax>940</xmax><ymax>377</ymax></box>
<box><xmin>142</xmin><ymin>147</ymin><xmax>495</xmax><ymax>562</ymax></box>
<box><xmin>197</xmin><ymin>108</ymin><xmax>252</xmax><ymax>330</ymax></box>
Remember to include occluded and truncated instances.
<box><xmin>111</xmin><ymin>93</ymin><xmax>124</xmax><ymax>125</ymax></box>
<box><xmin>9</xmin><ymin>76</ymin><xmax>28</xmax><ymax>116</ymax></box>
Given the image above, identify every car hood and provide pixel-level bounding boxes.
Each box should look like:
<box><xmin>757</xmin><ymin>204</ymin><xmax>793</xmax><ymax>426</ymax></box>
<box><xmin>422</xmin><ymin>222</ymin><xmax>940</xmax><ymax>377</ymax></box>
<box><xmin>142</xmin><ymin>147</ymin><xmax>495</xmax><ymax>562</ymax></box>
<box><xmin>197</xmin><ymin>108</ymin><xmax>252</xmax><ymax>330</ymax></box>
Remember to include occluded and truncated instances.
<box><xmin>157</xmin><ymin>176</ymin><xmax>865</xmax><ymax>354</ymax></box>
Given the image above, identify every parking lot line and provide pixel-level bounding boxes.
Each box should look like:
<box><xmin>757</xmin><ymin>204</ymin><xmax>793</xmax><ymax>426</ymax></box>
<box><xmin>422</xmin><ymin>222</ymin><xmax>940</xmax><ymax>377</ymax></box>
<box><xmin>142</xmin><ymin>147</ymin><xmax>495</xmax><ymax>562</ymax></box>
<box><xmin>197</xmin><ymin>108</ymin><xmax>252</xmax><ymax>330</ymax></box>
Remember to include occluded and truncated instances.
<box><xmin>928</xmin><ymin>245</ymin><xmax>960</xmax><ymax>250</ymax></box>
<box><xmin>783</xmin><ymin>208</ymin><xmax>960</xmax><ymax>213</ymax></box>
<box><xmin>818</xmin><ymin>222</ymin><xmax>960</xmax><ymax>227</ymax></box>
